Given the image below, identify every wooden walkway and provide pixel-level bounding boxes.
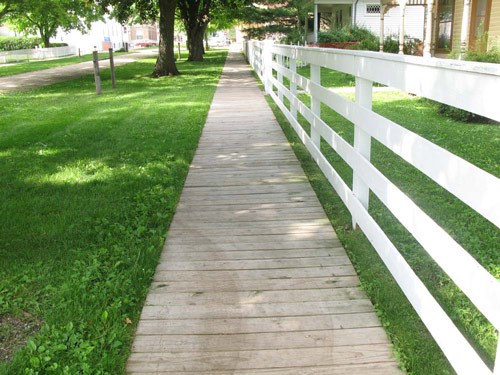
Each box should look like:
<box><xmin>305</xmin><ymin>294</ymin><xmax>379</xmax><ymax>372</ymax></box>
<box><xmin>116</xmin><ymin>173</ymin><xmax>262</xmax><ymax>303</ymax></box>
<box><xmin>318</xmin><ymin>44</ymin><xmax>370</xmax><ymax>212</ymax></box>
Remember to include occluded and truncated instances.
<box><xmin>127</xmin><ymin>49</ymin><xmax>402</xmax><ymax>374</ymax></box>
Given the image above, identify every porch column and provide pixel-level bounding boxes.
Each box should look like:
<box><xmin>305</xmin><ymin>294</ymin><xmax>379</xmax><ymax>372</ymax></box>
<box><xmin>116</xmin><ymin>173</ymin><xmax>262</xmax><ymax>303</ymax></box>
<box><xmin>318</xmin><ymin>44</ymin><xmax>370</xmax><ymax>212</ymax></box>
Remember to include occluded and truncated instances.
<box><xmin>380</xmin><ymin>4</ymin><xmax>387</xmax><ymax>51</ymax></box>
<box><xmin>460</xmin><ymin>0</ymin><xmax>471</xmax><ymax>57</ymax></box>
<box><xmin>424</xmin><ymin>0</ymin><xmax>434</xmax><ymax>57</ymax></box>
<box><xmin>314</xmin><ymin>3</ymin><xmax>319</xmax><ymax>44</ymax></box>
<box><xmin>399</xmin><ymin>0</ymin><xmax>407</xmax><ymax>54</ymax></box>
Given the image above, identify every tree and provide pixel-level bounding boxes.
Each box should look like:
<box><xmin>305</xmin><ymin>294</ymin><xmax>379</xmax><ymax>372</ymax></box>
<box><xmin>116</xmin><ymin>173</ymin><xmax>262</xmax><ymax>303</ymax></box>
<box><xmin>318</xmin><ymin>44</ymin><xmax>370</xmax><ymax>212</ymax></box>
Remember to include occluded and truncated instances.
<box><xmin>177</xmin><ymin>0</ymin><xmax>247</xmax><ymax>61</ymax></box>
<box><xmin>177</xmin><ymin>0</ymin><xmax>211</xmax><ymax>61</ymax></box>
<box><xmin>8</xmin><ymin>0</ymin><xmax>101</xmax><ymax>47</ymax></box>
<box><xmin>241</xmin><ymin>0</ymin><xmax>313</xmax><ymax>43</ymax></box>
<box><xmin>0</xmin><ymin>0</ymin><xmax>20</xmax><ymax>24</ymax></box>
<box><xmin>101</xmin><ymin>0</ymin><xmax>179</xmax><ymax>76</ymax></box>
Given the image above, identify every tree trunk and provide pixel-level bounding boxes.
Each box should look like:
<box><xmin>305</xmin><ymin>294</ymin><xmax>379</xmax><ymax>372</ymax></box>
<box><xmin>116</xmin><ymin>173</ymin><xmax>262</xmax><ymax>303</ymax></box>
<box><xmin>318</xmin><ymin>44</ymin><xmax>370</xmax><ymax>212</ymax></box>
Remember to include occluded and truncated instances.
<box><xmin>187</xmin><ymin>25</ymin><xmax>206</xmax><ymax>61</ymax></box>
<box><xmin>43</xmin><ymin>36</ymin><xmax>50</xmax><ymax>48</ymax></box>
<box><xmin>205</xmin><ymin>29</ymin><xmax>210</xmax><ymax>51</ymax></box>
<box><xmin>153</xmin><ymin>0</ymin><xmax>179</xmax><ymax>77</ymax></box>
<box><xmin>178</xmin><ymin>0</ymin><xmax>211</xmax><ymax>61</ymax></box>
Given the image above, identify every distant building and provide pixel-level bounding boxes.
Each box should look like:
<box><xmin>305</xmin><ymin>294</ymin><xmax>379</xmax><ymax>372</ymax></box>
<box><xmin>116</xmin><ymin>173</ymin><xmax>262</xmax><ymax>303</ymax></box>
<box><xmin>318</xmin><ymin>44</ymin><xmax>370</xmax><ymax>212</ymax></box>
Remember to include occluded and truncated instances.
<box><xmin>127</xmin><ymin>24</ymin><xmax>159</xmax><ymax>48</ymax></box>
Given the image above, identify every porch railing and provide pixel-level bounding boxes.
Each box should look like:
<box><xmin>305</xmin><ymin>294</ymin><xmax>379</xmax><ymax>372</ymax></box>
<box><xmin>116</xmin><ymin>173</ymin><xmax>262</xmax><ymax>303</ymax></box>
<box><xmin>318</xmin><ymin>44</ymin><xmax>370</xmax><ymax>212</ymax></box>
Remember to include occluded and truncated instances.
<box><xmin>244</xmin><ymin>40</ymin><xmax>500</xmax><ymax>375</ymax></box>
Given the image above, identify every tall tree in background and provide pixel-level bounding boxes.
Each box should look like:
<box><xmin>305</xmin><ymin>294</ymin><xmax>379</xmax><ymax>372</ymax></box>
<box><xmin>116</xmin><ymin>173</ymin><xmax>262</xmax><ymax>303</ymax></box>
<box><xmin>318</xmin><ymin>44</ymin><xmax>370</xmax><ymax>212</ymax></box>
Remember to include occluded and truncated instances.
<box><xmin>178</xmin><ymin>0</ymin><xmax>247</xmax><ymax>61</ymax></box>
<box><xmin>101</xmin><ymin>0</ymin><xmax>179</xmax><ymax>76</ymax></box>
<box><xmin>241</xmin><ymin>0</ymin><xmax>312</xmax><ymax>43</ymax></box>
<box><xmin>8</xmin><ymin>0</ymin><xmax>101</xmax><ymax>47</ymax></box>
<box><xmin>177</xmin><ymin>0</ymin><xmax>211</xmax><ymax>61</ymax></box>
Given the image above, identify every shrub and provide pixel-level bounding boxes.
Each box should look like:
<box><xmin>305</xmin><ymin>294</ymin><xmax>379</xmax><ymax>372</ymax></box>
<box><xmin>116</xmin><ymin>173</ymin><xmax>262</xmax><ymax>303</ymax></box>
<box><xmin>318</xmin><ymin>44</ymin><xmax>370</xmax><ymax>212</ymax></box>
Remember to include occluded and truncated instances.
<box><xmin>0</xmin><ymin>37</ymin><xmax>42</xmax><ymax>52</ymax></box>
<box><xmin>317</xmin><ymin>26</ymin><xmax>375</xmax><ymax>44</ymax></box>
<box><xmin>463</xmin><ymin>47</ymin><xmax>500</xmax><ymax>63</ymax></box>
<box><xmin>48</xmin><ymin>43</ymin><xmax>69</xmax><ymax>48</ymax></box>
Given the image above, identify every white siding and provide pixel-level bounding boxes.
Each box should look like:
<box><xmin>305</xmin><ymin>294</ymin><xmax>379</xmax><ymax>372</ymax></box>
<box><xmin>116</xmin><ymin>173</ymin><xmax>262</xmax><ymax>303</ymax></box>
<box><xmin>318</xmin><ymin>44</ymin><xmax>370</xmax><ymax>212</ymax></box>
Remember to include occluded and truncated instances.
<box><xmin>355</xmin><ymin>0</ymin><xmax>425</xmax><ymax>40</ymax></box>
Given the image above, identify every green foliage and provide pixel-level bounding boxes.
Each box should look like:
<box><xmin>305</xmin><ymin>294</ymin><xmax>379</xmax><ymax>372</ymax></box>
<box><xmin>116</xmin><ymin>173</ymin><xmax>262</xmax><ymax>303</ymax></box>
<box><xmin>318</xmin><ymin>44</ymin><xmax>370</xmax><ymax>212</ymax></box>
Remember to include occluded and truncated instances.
<box><xmin>6</xmin><ymin>0</ymin><xmax>102</xmax><ymax>47</ymax></box>
<box><xmin>0</xmin><ymin>50</ymin><xmax>227</xmax><ymax>373</ymax></box>
<box><xmin>316</xmin><ymin>26</ymin><xmax>375</xmax><ymax>44</ymax></box>
<box><xmin>242</xmin><ymin>0</ymin><xmax>312</xmax><ymax>40</ymax></box>
<box><xmin>381</xmin><ymin>35</ymin><xmax>422</xmax><ymax>55</ymax></box>
<box><xmin>0</xmin><ymin>36</ymin><xmax>41</xmax><ymax>51</ymax></box>
<box><xmin>464</xmin><ymin>47</ymin><xmax>500</xmax><ymax>63</ymax></box>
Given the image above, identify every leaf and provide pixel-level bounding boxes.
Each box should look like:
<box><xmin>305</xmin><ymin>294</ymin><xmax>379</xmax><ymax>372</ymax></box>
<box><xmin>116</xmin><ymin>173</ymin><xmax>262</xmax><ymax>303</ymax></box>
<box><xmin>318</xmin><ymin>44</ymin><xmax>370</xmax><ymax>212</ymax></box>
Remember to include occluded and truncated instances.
<box><xmin>125</xmin><ymin>317</ymin><xmax>132</xmax><ymax>325</ymax></box>
<box><xmin>101</xmin><ymin>310</ymin><xmax>108</xmax><ymax>322</ymax></box>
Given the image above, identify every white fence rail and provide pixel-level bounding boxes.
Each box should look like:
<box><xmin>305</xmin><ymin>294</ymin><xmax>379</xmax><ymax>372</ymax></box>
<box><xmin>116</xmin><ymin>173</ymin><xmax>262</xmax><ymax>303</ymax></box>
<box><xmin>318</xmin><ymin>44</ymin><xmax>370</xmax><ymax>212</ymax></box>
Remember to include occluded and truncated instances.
<box><xmin>244</xmin><ymin>40</ymin><xmax>500</xmax><ymax>375</ymax></box>
<box><xmin>0</xmin><ymin>46</ymin><xmax>77</xmax><ymax>64</ymax></box>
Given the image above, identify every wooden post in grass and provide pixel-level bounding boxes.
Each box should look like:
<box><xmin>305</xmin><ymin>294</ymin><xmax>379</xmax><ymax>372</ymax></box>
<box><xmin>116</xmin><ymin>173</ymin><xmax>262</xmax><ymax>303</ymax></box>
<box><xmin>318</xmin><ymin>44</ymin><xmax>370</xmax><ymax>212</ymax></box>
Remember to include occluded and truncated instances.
<box><xmin>109</xmin><ymin>48</ymin><xmax>116</xmax><ymax>89</ymax></box>
<box><xmin>92</xmin><ymin>50</ymin><xmax>101</xmax><ymax>95</ymax></box>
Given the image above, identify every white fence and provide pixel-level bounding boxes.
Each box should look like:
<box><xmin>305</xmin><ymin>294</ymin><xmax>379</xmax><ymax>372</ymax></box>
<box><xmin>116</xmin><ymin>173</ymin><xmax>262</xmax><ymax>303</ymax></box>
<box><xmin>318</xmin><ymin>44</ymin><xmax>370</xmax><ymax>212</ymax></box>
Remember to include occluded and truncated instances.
<box><xmin>0</xmin><ymin>46</ymin><xmax>77</xmax><ymax>64</ymax></box>
<box><xmin>244</xmin><ymin>41</ymin><xmax>500</xmax><ymax>375</ymax></box>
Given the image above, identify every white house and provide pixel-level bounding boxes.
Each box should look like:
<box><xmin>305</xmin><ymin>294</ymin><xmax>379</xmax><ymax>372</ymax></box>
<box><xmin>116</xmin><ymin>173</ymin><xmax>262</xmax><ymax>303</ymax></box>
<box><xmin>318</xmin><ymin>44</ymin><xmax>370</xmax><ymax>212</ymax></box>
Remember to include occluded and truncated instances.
<box><xmin>312</xmin><ymin>0</ymin><xmax>426</xmax><ymax>44</ymax></box>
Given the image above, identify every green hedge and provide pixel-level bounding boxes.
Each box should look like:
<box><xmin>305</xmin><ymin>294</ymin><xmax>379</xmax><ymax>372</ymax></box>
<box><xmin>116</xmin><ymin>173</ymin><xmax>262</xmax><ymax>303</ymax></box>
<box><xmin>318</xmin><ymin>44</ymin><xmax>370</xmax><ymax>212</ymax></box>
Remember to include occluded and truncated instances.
<box><xmin>0</xmin><ymin>37</ymin><xmax>41</xmax><ymax>51</ymax></box>
<box><xmin>0</xmin><ymin>37</ymin><xmax>68</xmax><ymax>52</ymax></box>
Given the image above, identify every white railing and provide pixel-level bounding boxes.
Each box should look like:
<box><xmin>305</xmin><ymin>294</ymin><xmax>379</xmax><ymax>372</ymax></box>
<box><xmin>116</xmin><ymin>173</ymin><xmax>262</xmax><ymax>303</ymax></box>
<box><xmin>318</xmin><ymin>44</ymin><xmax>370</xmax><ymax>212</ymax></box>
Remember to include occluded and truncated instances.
<box><xmin>0</xmin><ymin>46</ymin><xmax>77</xmax><ymax>64</ymax></box>
<box><xmin>244</xmin><ymin>40</ymin><xmax>500</xmax><ymax>375</ymax></box>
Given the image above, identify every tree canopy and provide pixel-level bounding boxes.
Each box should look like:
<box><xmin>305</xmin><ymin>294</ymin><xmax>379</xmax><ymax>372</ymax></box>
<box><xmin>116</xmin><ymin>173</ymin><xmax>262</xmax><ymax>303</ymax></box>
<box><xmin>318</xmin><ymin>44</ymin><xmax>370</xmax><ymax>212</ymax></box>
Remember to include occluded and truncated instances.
<box><xmin>242</xmin><ymin>0</ymin><xmax>313</xmax><ymax>43</ymax></box>
<box><xmin>6</xmin><ymin>0</ymin><xmax>102</xmax><ymax>47</ymax></box>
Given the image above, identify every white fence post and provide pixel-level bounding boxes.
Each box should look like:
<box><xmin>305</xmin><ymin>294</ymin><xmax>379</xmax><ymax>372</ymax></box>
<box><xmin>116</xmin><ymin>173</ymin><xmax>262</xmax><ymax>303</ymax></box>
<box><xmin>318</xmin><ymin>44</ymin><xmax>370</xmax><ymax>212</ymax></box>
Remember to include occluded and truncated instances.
<box><xmin>352</xmin><ymin>77</ymin><xmax>373</xmax><ymax>229</ymax></box>
<box><xmin>310</xmin><ymin>63</ymin><xmax>321</xmax><ymax>148</ymax></box>
<box><xmin>277</xmin><ymin>54</ymin><xmax>284</xmax><ymax>102</ymax></box>
<box><xmin>290</xmin><ymin>49</ymin><xmax>297</xmax><ymax>119</ymax></box>
<box><xmin>263</xmin><ymin>42</ymin><xmax>273</xmax><ymax>95</ymax></box>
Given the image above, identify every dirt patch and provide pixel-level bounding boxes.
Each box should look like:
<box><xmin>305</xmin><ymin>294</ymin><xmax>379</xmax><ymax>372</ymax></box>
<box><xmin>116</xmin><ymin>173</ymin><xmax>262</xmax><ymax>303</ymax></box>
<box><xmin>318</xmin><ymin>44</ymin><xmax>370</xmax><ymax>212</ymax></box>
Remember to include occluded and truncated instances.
<box><xmin>0</xmin><ymin>314</ymin><xmax>41</xmax><ymax>362</ymax></box>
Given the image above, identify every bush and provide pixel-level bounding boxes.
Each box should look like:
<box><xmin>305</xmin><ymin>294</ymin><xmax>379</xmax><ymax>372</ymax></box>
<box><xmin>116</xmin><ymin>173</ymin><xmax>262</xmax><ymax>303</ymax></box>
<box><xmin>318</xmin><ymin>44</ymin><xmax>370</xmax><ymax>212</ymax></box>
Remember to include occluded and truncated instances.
<box><xmin>463</xmin><ymin>47</ymin><xmax>500</xmax><ymax>63</ymax></box>
<box><xmin>0</xmin><ymin>37</ymin><xmax>42</xmax><ymax>52</ymax></box>
<box><xmin>317</xmin><ymin>25</ymin><xmax>374</xmax><ymax>43</ymax></box>
<box><xmin>48</xmin><ymin>43</ymin><xmax>68</xmax><ymax>48</ymax></box>
<box><xmin>382</xmin><ymin>35</ymin><xmax>422</xmax><ymax>55</ymax></box>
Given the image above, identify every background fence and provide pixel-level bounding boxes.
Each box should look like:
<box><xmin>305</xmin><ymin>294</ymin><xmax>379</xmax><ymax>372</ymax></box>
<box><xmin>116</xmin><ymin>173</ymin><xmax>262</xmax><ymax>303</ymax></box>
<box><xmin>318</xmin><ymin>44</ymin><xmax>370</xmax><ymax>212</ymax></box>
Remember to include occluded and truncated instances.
<box><xmin>0</xmin><ymin>46</ymin><xmax>77</xmax><ymax>64</ymax></box>
<box><xmin>244</xmin><ymin>40</ymin><xmax>500</xmax><ymax>375</ymax></box>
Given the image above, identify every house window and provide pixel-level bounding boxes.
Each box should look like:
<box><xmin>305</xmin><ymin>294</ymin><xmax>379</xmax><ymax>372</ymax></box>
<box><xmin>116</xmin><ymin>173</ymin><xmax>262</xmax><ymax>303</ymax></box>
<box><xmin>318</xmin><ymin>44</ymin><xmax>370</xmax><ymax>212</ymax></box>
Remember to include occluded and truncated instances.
<box><xmin>366</xmin><ymin>4</ymin><xmax>381</xmax><ymax>14</ymax></box>
<box><xmin>436</xmin><ymin>0</ymin><xmax>454</xmax><ymax>50</ymax></box>
<box><xmin>470</xmin><ymin>0</ymin><xmax>492</xmax><ymax>50</ymax></box>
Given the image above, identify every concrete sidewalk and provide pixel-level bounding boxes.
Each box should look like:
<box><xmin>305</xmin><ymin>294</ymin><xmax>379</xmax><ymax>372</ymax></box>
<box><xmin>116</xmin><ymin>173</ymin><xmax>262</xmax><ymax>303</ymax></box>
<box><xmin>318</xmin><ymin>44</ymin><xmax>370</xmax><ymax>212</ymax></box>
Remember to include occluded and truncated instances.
<box><xmin>0</xmin><ymin>49</ymin><xmax>157</xmax><ymax>93</ymax></box>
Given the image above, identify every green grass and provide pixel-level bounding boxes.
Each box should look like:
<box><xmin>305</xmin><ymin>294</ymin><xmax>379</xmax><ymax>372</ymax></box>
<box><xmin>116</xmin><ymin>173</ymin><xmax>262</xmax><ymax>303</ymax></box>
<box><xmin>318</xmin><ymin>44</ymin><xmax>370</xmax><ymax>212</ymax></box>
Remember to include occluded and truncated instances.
<box><xmin>0</xmin><ymin>52</ymin><xmax>129</xmax><ymax>78</ymax></box>
<box><xmin>0</xmin><ymin>50</ymin><xmax>227</xmax><ymax>373</ymax></box>
<box><xmin>267</xmin><ymin>66</ymin><xmax>499</xmax><ymax>374</ymax></box>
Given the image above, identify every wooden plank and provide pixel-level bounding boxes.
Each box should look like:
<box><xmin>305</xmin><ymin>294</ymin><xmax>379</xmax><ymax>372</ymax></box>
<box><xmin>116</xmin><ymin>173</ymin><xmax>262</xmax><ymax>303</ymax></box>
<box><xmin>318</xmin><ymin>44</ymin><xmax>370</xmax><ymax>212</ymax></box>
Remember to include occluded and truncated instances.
<box><xmin>128</xmin><ymin>362</ymin><xmax>402</xmax><ymax>375</ymax></box>
<box><xmin>145</xmin><ymin>287</ymin><xmax>366</xmax><ymax>305</ymax></box>
<box><xmin>153</xmin><ymin>265</ymin><xmax>357</xmax><ymax>282</ymax></box>
<box><xmin>139</xmin><ymin>299</ymin><xmax>374</xmax><ymax>320</ymax></box>
<box><xmin>167</xmin><ymin>225</ymin><xmax>336</xmax><ymax>238</ymax></box>
<box><xmin>131</xmin><ymin>327</ymin><xmax>389</xmax><ymax>353</ymax></box>
<box><xmin>150</xmin><ymin>276</ymin><xmax>360</xmax><ymax>293</ymax></box>
<box><xmin>155</xmin><ymin>256</ymin><xmax>351</xmax><ymax>271</ymax></box>
<box><xmin>160</xmin><ymin>248</ymin><xmax>345</xmax><ymax>261</ymax></box>
<box><xmin>135</xmin><ymin>312</ymin><xmax>382</xmax><ymax>335</ymax></box>
<box><xmin>160</xmin><ymin>240</ymin><xmax>342</xmax><ymax>252</ymax></box>
<box><xmin>127</xmin><ymin>346</ymin><xmax>396</xmax><ymax>372</ymax></box>
<box><xmin>165</xmin><ymin>233</ymin><xmax>338</xmax><ymax>244</ymax></box>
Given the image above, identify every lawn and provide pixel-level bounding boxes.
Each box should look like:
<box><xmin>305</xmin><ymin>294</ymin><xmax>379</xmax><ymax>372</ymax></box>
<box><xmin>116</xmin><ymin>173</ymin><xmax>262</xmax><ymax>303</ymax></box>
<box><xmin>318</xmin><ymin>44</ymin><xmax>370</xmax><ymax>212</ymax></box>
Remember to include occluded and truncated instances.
<box><xmin>0</xmin><ymin>50</ymin><xmax>227</xmax><ymax>373</ymax></box>
<box><xmin>0</xmin><ymin>51</ymin><xmax>129</xmax><ymax>78</ymax></box>
<box><xmin>267</xmin><ymin>66</ymin><xmax>499</xmax><ymax>374</ymax></box>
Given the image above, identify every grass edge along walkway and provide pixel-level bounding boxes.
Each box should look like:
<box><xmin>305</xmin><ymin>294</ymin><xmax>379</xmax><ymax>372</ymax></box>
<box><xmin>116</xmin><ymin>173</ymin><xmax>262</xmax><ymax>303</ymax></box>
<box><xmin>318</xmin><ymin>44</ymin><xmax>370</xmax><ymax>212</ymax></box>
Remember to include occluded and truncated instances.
<box><xmin>0</xmin><ymin>50</ymin><xmax>227</xmax><ymax>374</ymax></box>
